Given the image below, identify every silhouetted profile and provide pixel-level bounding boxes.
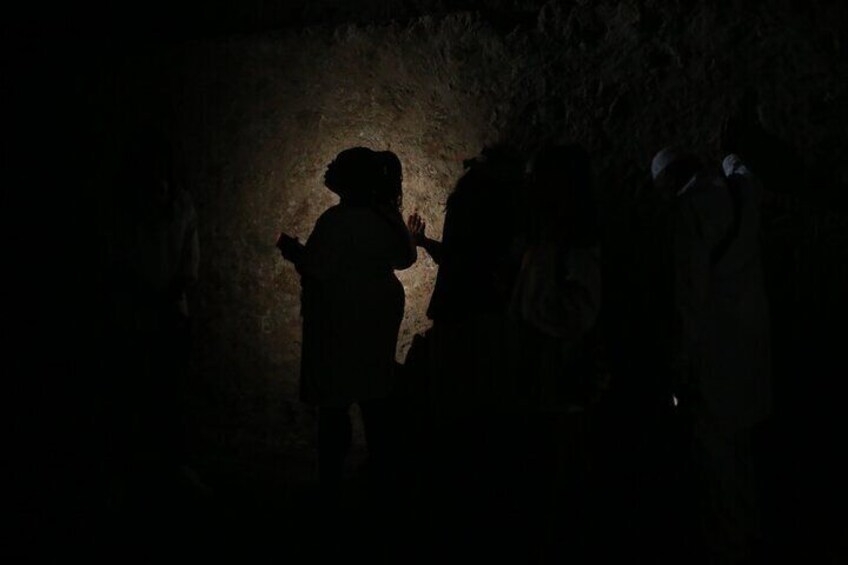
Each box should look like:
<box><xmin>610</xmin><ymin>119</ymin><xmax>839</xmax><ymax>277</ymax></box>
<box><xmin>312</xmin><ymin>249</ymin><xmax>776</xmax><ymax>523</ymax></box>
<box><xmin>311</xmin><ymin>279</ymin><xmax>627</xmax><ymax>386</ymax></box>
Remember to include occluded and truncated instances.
<box><xmin>277</xmin><ymin>147</ymin><xmax>416</xmax><ymax>503</ymax></box>
<box><xmin>651</xmin><ymin>146</ymin><xmax>772</xmax><ymax>564</ymax></box>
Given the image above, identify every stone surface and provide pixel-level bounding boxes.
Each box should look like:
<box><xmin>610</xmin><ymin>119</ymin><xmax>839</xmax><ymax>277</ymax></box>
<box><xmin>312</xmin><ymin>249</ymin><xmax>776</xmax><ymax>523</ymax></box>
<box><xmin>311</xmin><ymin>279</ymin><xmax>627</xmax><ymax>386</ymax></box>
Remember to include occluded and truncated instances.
<box><xmin>91</xmin><ymin>0</ymin><xmax>847</xmax><ymax>459</ymax></box>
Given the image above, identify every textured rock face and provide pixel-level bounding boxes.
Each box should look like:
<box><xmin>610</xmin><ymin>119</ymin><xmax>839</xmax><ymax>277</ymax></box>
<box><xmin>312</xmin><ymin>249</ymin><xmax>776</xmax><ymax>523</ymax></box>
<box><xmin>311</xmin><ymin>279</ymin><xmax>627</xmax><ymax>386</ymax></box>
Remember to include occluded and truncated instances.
<box><xmin>101</xmin><ymin>0</ymin><xmax>846</xmax><ymax>459</ymax></box>
<box><xmin>173</xmin><ymin>17</ymin><xmax>510</xmax><ymax>454</ymax></box>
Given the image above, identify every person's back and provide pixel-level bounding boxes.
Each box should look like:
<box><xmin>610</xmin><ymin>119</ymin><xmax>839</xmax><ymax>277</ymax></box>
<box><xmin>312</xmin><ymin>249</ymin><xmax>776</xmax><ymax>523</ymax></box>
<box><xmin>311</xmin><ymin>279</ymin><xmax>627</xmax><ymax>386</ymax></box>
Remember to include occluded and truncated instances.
<box><xmin>426</xmin><ymin>146</ymin><xmax>523</xmax><ymax>322</ymax></box>
<box><xmin>510</xmin><ymin>143</ymin><xmax>603</xmax><ymax>411</ymax></box>
<box><xmin>278</xmin><ymin>146</ymin><xmax>416</xmax><ymax>505</ymax></box>
<box><xmin>688</xmin><ymin>157</ymin><xmax>772</xmax><ymax>431</ymax></box>
<box><xmin>299</xmin><ymin>200</ymin><xmax>414</xmax><ymax>405</ymax></box>
<box><xmin>657</xmin><ymin>148</ymin><xmax>772</xmax><ymax>563</ymax></box>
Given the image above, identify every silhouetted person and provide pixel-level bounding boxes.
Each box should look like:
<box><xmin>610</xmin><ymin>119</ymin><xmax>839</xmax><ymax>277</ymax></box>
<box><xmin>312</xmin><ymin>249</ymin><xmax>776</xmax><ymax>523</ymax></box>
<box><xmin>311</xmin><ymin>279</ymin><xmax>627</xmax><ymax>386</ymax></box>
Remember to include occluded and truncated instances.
<box><xmin>722</xmin><ymin>100</ymin><xmax>848</xmax><ymax>561</ymax></box>
<box><xmin>104</xmin><ymin>130</ymin><xmax>200</xmax><ymax>517</ymax></box>
<box><xmin>511</xmin><ymin>144</ymin><xmax>603</xmax><ymax>409</ymax></box>
<box><xmin>720</xmin><ymin>90</ymin><xmax>809</xmax><ymax>203</ymax></box>
<box><xmin>507</xmin><ymin>143</ymin><xmax>603</xmax><ymax>561</ymax></box>
<box><xmin>417</xmin><ymin>145</ymin><xmax>524</xmax><ymax>323</ymax></box>
<box><xmin>408</xmin><ymin>144</ymin><xmax>526</xmax><ymax>559</ymax></box>
<box><xmin>406</xmin><ymin>144</ymin><xmax>526</xmax><ymax>434</ymax></box>
<box><xmin>651</xmin><ymin>146</ymin><xmax>772</xmax><ymax>564</ymax></box>
<box><xmin>277</xmin><ymin>147</ymin><xmax>416</xmax><ymax>505</ymax></box>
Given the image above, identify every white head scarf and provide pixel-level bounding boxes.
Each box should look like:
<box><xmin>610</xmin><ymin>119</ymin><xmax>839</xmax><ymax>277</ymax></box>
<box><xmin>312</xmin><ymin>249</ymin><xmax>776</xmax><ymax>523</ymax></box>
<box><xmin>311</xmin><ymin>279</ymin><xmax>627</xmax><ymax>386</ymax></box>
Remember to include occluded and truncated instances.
<box><xmin>651</xmin><ymin>147</ymin><xmax>682</xmax><ymax>180</ymax></box>
<box><xmin>651</xmin><ymin>147</ymin><xmax>700</xmax><ymax>196</ymax></box>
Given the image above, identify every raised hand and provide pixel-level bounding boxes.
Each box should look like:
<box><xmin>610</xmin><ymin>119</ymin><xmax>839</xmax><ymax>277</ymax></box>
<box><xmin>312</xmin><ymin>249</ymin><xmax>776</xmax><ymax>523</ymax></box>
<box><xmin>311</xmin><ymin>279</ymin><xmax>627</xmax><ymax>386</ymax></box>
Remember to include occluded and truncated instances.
<box><xmin>407</xmin><ymin>212</ymin><xmax>443</xmax><ymax>264</ymax></box>
<box><xmin>276</xmin><ymin>232</ymin><xmax>305</xmax><ymax>264</ymax></box>
<box><xmin>407</xmin><ymin>212</ymin><xmax>427</xmax><ymax>246</ymax></box>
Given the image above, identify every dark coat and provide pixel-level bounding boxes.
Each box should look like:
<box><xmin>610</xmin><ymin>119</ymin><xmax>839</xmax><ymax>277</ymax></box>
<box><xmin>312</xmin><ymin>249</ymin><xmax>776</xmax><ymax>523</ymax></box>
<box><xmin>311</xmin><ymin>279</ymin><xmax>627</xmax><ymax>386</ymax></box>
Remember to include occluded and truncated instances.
<box><xmin>298</xmin><ymin>202</ymin><xmax>416</xmax><ymax>407</ymax></box>
<box><xmin>673</xmin><ymin>165</ymin><xmax>772</xmax><ymax>430</ymax></box>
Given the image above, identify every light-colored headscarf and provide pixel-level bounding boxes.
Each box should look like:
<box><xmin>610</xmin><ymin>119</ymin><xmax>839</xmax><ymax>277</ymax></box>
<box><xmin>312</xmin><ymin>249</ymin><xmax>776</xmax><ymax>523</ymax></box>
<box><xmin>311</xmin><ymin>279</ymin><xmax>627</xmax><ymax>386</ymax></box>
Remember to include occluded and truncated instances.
<box><xmin>651</xmin><ymin>146</ymin><xmax>682</xmax><ymax>180</ymax></box>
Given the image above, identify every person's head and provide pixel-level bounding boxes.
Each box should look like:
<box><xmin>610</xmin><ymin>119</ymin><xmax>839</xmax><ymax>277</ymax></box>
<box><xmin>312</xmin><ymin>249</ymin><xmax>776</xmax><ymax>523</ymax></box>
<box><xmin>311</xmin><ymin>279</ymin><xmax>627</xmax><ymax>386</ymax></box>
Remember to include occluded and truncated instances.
<box><xmin>528</xmin><ymin>143</ymin><xmax>598</xmax><ymax>245</ymax></box>
<box><xmin>464</xmin><ymin>144</ymin><xmax>525</xmax><ymax>186</ymax></box>
<box><xmin>650</xmin><ymin>147</ymin><xmax>702</xmax><ymax>197</ymax></box>
<box><xmin>324</xmin><ymin>147</ymin><xmax>379</xmax><ymax>205</ymax></box>
<box><xmin>376</xmin><ymin>151</ymin><xmax>403</xmax><ymax>209</ymax></box>
<box><xmin>450</xmin><ymin>143</ymin><xmax>524</xmax><ymax>208</ymax></box>
<box><xmin>122</xmin><ymin>128</ymin><xmax>178</xmax><ymax>208</ymax></box>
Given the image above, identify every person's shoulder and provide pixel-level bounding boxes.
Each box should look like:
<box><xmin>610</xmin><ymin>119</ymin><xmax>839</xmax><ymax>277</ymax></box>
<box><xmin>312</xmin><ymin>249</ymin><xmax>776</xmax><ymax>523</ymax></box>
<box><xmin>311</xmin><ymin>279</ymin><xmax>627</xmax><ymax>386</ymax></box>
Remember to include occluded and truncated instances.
<box><xmin>446</xmin><ymin>178</ymin><xmax>478</xmax><ymax>208</ymax></box>
<box><xmin>314</xmin><ymin>204</ymin><xmax>376</xmax><ymax>237</ymax></box>
<box><xmin>325</xmin><ymin>204</ymin><xmax>378</xmax><ymax>226</ymax></box>
<box><xmin>315</xmin><ymin>204</ymin><xmax>346</xmax><ymax>222</ymax></box>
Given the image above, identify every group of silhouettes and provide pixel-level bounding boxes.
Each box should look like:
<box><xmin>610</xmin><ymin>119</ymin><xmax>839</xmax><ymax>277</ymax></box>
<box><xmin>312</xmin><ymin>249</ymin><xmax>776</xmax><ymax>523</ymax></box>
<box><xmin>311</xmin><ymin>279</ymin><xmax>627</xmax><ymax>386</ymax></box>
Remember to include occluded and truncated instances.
<box><xmin>277</xmin><ymin>136</ymin><xmax>773</xmax><ymax>564</ymax></box>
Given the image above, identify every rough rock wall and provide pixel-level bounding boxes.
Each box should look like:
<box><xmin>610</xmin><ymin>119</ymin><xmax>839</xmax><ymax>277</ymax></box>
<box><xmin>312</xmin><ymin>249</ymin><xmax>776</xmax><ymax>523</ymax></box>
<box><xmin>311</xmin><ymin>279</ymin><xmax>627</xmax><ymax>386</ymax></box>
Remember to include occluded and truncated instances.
<box><xmin>171</xmin><ymin>17</ymin><xmax>512</xmax><ymax>457</ymax></box>
<box><xmin>103</xmin><ymin>0</ymin><xmax>847</xmax><ymax>461</ymax></box>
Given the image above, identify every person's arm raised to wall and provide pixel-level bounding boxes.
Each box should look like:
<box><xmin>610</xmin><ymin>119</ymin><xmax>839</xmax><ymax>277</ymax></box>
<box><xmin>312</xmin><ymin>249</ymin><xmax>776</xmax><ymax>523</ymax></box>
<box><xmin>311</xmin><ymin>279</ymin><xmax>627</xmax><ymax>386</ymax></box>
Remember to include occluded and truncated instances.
<box><xmin>407</xmin><ymin>212</ymin><xmax>443</xmax><ymax>265</ymax></box>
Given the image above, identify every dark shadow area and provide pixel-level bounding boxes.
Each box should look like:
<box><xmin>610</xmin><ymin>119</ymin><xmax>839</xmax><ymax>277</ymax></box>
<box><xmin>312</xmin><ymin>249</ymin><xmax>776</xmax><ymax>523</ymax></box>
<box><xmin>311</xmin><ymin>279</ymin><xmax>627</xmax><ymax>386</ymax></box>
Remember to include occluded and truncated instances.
<box><xmin>7</xmin><ymin>5</ymin><xmax>848</xmax><ymax>564</ymax></box>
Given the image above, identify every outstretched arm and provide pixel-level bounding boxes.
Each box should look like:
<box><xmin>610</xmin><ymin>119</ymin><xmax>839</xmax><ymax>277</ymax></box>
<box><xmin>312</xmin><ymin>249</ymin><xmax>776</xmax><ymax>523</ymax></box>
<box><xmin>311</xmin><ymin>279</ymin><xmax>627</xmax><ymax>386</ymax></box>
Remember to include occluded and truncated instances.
<box><xmin>407</xmin><ymin>212</ymin><xmax>443</xmax><ymax>265</ymax></box>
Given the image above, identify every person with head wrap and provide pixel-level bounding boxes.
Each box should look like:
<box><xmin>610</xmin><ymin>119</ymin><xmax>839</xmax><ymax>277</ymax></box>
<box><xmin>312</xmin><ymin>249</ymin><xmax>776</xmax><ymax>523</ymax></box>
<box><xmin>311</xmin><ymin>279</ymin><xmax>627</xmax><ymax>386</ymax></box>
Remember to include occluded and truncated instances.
<box><xmin>650</xmin><ymin>146</ymin><xmax>772</xmax><ymax>564</ymax></box>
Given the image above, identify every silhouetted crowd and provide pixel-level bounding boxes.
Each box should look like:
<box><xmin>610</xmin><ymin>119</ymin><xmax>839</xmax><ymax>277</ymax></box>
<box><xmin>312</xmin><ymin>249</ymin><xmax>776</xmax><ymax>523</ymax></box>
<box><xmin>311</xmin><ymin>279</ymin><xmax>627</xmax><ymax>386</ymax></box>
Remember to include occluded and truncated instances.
<box><xmin>93</xmin><ymin>109</ymin><xmax>811</xmax><ymax>564</ymax></box>
<box><xmin>276</xmin><ymin>124</ymin><xmax>773</xmax><ymax>564</ymax></box>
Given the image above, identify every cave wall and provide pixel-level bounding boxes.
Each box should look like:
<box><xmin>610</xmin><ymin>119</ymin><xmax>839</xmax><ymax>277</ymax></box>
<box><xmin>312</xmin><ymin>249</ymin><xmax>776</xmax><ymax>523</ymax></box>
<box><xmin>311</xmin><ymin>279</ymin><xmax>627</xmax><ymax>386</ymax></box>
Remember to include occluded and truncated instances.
<box><xmin>91</xmin><ymin>0</ymin><xmax>847</xmax><ymax>465</ymax></box>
